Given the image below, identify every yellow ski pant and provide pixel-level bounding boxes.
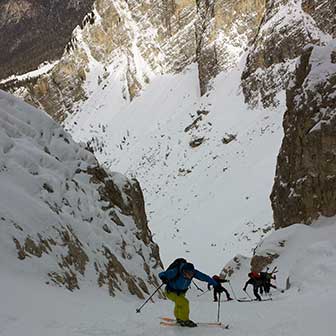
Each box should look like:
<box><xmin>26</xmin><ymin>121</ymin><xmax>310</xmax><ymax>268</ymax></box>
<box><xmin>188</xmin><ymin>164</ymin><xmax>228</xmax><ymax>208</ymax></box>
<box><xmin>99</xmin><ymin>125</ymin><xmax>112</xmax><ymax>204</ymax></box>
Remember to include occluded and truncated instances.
<box><xmin>165</xmin><ymin>291</ymin><xmax>189</xmax><ymax>321</ymax></box>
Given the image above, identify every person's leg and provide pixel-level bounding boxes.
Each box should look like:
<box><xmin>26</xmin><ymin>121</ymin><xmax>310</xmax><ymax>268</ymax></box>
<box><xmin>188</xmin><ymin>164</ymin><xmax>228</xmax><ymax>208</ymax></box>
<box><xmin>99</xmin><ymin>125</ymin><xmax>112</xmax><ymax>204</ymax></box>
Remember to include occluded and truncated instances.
<box><xmin>259</xmin><ymin>284</ymin><xmax>264</xmax><ymax>295</ymax></box>
<box><xmin>253</xmin><ymin>285</ymin><xmax>262</xmax><ymax>301</ymax></box>
<box><xmin>176</xmin><ymin>293</ymin><xmax>190</xmax><ymax>321</ymax></box>
<box><xmin>177</xmin><ymin>295</ymin><xmax>197</xmax><ymax>327</ymax></box>
<box><xmin>222</xmin><ymin>287</ymin><xmax>232</xmax><ymax>300</ymax></box>
<box><xmin>165</xmin><ymin>291</ymin><xmax>190</xmax><ymax>321</ymax></box>
<box><xmin>213</xmin><ymin>289</ymin><xmax>218</xmax><ymax>302</ymax></box>
<box><xmin>165</xmin><ymin>291</ymin><xmax>181</xmax><ymax>320</ymax></box>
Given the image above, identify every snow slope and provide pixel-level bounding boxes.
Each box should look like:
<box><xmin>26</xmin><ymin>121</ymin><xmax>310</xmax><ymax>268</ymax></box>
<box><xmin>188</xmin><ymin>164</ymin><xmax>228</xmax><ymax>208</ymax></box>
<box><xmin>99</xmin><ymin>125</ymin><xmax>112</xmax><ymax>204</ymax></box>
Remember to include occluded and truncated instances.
<box><xmin>65</xmin><ymin>57</ymin><xmax>285</xmax><ymax>273</ymax></box>
<box><xmin>1</xmin><ymin>217</ymin><xmax>336</xmax><ymax>336</ymax></box>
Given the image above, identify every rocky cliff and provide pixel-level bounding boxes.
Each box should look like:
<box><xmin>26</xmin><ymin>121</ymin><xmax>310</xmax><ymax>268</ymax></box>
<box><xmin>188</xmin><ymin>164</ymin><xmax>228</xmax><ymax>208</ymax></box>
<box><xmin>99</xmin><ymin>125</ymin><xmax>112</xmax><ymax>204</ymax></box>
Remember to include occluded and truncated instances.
<box><xmin>0</xmin><ymin>90</ymin><xmax>162</xmax><ymax>297</ymax></box>
<box><xmin>0</xmin><ymin>0</ymin><xmax>95</xmax><ymax>80</ymax></box>
<box><xmin>1</xmin><ymin>0</ymin><xmax>265</xmax><ymax>121</ymax></box>
<box><xmin>241</xmin><ymin>0</ymin><xmax>335</xmax><ymax>108</ymax></box>
<box><xmin>271</xmin><ymin>40</ymin><xmax>336</xmax><ymax>229</ymax></box>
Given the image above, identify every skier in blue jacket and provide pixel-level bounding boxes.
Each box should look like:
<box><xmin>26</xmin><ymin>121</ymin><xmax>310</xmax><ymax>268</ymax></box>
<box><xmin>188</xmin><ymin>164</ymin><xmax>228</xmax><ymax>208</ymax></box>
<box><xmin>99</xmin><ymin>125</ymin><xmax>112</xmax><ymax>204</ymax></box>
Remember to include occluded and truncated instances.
<box><xmin>159</xmin><ymin>260</ymin><xmax>220</xmax><ymax>327</ymax></box>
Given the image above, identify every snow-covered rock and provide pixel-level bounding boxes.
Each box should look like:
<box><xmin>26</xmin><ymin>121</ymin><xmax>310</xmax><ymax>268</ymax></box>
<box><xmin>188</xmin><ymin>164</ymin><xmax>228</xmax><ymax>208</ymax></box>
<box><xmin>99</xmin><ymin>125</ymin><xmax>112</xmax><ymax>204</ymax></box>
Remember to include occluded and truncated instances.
<box><xmin>0</xmin><ymin>90</ymin><xmax>162</xmax><ymax>297</ymax></box>
<box><xmin>241</xmin><ymin>0</ymin><xmax>334</xmax><ymax>107</ymax></box>
<box><xmin>251</xmin><ymin>217</ymin><xmax>336</xmax><ymax>293</ymax></box>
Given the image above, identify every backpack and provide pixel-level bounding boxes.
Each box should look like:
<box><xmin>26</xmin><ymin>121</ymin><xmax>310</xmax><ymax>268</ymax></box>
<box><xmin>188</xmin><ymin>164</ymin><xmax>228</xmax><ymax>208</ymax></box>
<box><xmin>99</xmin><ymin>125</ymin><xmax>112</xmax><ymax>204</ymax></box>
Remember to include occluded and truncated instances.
<box><xmin>166</xmin><ymin>258</ymin><xmax>187</xmax><ymax>280</ymax></box>
<box><xmin>248</xmin><ymin>272</ymin><xmax>260</xmax><ymax>279</ymax></box>
<box><xmin>259</xmin><ymin>272</ymin><xmax>267</xmax><ymax>280</ymax></box>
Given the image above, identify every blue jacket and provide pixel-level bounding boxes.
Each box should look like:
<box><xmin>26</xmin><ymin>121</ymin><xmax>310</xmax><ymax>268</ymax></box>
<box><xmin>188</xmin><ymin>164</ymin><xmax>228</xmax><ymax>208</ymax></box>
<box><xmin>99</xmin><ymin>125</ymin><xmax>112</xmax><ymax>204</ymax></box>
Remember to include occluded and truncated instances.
<box><xmin>159</xmin><ymin>264</ymin><xmax>218</xmax><ymax>294</ymax></box>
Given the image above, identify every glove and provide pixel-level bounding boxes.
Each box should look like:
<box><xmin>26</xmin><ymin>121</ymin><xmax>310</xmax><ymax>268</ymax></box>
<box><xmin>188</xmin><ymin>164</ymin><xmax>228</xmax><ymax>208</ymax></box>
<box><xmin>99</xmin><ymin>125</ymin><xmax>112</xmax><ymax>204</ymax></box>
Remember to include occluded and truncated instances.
<box><xmin>160</xmin><ymin>276</ymin><xmax>168</xmax><ymax>284</ymax></box>
<box><xmin>207</xmin><ymin>284</ymin><xmax>212</xmax><ymax>290</ymax></box>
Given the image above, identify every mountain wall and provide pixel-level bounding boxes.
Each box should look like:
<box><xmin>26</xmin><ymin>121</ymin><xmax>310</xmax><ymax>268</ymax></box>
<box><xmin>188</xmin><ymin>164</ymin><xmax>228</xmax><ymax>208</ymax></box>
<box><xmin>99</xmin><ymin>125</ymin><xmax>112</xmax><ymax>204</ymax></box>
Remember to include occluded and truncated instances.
<box><xmin>1</xmin><ymin>0</ymin><xmax>265</xmax><ymax>121</ymax></box>
<box><xmin>271</xmin><ymin>40</ymin><xmax>336</xmax><ymax>229</ymax></box>
<box><xmin>0</xmin><ymin>90</ymin><xmax>162</xmax><ymax>297</ymax></box>
<box><xmin>0</xmin><ymin>0</ymin><xmax>95</xmax><ymax>80</ymax></box>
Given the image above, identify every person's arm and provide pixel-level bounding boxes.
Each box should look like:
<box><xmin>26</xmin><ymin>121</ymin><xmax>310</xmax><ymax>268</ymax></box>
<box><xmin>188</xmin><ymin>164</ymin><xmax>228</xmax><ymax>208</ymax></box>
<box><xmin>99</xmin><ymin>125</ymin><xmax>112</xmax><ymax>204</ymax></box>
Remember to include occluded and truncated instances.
<box><xmin>193</xmin><ymin>270</ymin><xmax>218</xmax><ymax>287</ymax></box>
<box><xmin>220</xmin><ymin>279</ymin><xmax>229</xmax><ymax>283</ymax></box>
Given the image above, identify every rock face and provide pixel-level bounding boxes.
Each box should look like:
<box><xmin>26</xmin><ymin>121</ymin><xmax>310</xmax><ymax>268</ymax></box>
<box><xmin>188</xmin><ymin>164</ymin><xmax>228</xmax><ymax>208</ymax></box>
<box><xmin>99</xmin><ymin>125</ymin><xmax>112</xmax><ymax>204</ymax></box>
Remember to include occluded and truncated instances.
<box><xmin>1</xmin><ymin>0</ymin><xmax>265</xmax><ymax>121</ymax></box>
<box><xmin>241</xmin><ymin>0</ymin><xmax>335</xmax><ymax>107</ymax></box>
<box><xmin>1</xmin><ymin>1</ymin><xmax>334</xmax><ymax>116</ymax></box>
<box><xmin>0</xmin><ymin>90</ymin><xmax>162</xmax><ymax>297</ymax></box>
<box><xmin>271</xmin><ymin>40</ymin><xmax>336</xmax><ymax>229</ymax></box>
<box><xmin>0</xmin><ymin>0</ymin><xmax>95</xmax><ymax>80</ymax></box>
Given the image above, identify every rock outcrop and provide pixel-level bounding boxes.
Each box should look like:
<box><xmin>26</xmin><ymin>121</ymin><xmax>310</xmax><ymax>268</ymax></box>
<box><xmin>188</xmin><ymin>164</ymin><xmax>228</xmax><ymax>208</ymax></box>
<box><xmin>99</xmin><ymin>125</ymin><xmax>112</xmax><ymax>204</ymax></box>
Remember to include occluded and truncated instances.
<box><xmin>0</xmin><ymin>90</ymin><xmax>162</xmax><ymax>297</ymax></box>
<box><xmin>0</xmin><ymin>0</ymin><xmax>95</xmax><ymax>80</ymax></box>
<box><xmin>241</xmin><ymin>0</ymin><xmax>335</xmax><ymax>107</ymax></box>
<box><xmin>271</xmin><ymin>40</ymin><xmax>336</xmax><ymax>229</ymax></box>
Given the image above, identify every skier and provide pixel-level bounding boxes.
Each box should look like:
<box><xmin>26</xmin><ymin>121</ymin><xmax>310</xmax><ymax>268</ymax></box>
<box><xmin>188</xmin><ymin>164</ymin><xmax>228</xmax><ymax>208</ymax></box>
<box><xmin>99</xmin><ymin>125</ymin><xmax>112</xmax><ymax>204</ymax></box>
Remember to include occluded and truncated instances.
<box><xmin>259</xmin><ymin>267</ymin><xmax>279</xmax><ymax>295</ymax></box>
<box><xmin>207</xmin><ymin>275</ymin><xmax>233</xmax><ymax>302</ymax></box>
<box><xmin>243</xmin><ymin>272</ymin><xmax>262</xmax><ymax>301</ymax></box>
<box><xmin>159</xmin><ymin>259</ymin><xmax>221</xmax><ymax>327</ymax></box>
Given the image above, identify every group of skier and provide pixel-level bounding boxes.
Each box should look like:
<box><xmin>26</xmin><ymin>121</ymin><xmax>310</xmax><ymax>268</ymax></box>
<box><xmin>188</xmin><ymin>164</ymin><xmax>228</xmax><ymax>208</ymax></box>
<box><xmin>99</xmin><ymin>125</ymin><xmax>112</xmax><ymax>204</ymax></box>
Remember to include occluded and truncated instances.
<box><xmin>157</xmin><ymin>258</ymin><xmax>280</xmax><ymax>327</ymax></box>
<box><xmin>243</xmin><ymin>267</ymin><xmax>279</xmax><ymax>301</ymax></box>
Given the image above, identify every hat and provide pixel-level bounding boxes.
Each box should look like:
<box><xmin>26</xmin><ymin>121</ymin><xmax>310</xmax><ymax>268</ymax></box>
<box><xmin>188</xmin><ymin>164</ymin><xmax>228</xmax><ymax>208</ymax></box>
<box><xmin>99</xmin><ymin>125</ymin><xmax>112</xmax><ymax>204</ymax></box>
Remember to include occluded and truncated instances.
<box><xmin>182</xmin><ymin>262</ymin><xmax>195</xmax><ymax>272</ymax></box>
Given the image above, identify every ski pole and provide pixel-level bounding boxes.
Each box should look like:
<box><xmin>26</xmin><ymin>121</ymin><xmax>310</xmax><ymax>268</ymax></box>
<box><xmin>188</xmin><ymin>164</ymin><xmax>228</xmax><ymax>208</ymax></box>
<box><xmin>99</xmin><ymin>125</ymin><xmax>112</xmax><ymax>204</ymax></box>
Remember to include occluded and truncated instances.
<box><xmin>228</xmin><ymin>280</ymin><xmax>238</xmax><ymax>300</ymax></box>
<box><xmin>136</xmin><ymin>283</ymin><xmax>164</xmax><ymax>313</ymax></box>
<box><xmin>197</xmin><ymin>288</ymin><xmax>211</xmax><ymax>297</ymax></box>
<box><xmin>243</xmin><ymin>289</ymin><xmax>253</xmax><ymax>300</ymax></box>
<box><xmin>217</xmin><ymin>293</ymin><xmax>221</xmax><ymax>322</ymax></box>
<box><xmin>192</xmin><ymin>280</ymin><xmax>204</xmax><ymax>292</ymax></box>
<box><xmin>273</xmin><ymin>278</ymin><xmax>285</xmax><ymax>293</ymax></box>
<box><xmin>244</xmin><ymin>289</ymin><xmax>253</xmax><ymax>300</ymax></box>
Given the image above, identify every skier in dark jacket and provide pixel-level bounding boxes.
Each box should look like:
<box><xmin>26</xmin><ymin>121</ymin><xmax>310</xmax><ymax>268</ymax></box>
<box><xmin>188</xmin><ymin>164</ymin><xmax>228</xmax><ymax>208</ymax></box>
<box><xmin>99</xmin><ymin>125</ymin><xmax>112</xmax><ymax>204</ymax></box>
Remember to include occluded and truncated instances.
<box><xmin>243</xmin><ymin>272</ymin><xmax>262</xmax><ymax>301</ymax></box>
<box><xmin>159</xmin><ymin>260</ymin><xmax>221</xmax><ymax>327</ymax></box>
<box><xmin>259</xmin><ymin>271</ymin><xmax>277</xmax><ymax>295</ymax></box>
<box><xmin>207</xmin><ymin>275</ymin><xmax>233</xmax><ymax>302</ymax></box>
<box><xmin>259</xmin><ymin>267</ymin><xmax>284</xmax><ymax>295</ymax></box>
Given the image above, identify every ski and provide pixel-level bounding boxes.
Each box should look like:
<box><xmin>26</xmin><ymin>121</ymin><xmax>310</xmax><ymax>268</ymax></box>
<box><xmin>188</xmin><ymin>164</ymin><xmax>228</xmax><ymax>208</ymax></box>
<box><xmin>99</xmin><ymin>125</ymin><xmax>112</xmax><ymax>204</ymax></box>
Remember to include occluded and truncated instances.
<box><xmin>237</xmin><ymin>297</ymin><xmax>272</xmax><ymax>302</ymax></box>
<box><xmin>159</xmin><ymin>317</ymin><xmax>229</xmax><ymax>329</ymax></box>
<box><xmin>160</xmin><ymin>321</ymin><xmax>229</xmax><ymax>328</ymax></box>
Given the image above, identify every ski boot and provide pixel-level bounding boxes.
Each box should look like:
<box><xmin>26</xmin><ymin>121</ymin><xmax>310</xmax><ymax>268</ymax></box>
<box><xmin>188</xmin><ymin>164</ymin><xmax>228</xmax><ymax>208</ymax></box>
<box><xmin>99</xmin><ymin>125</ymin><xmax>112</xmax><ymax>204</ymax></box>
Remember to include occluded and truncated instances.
<box><xmin>176</xmin><ymin>319</ymin><xmax>198</xmax><ymax>327</ymax></box>
<box><xmin>183</xmin><ymin>320</ymin><xmax>198</xmax><ymax>327</ymax></box>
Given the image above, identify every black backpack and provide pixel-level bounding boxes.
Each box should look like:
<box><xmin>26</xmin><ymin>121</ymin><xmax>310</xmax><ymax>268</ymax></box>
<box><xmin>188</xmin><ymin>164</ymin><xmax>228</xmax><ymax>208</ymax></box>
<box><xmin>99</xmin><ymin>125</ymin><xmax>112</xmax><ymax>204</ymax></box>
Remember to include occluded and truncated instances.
<box><xmin>166</xmin><ymin>258</ymin><xmax>187</xmax><ymax>280</ymax></box>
